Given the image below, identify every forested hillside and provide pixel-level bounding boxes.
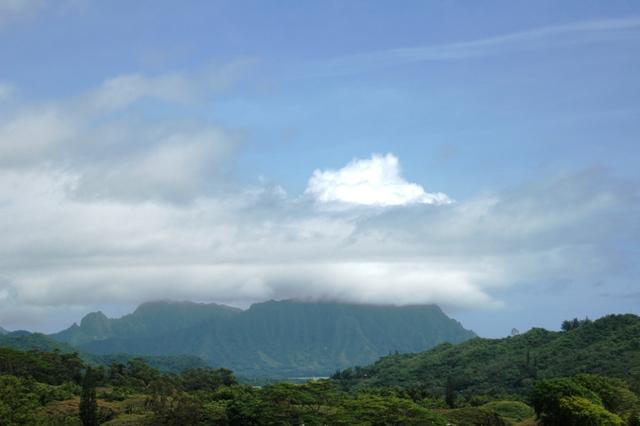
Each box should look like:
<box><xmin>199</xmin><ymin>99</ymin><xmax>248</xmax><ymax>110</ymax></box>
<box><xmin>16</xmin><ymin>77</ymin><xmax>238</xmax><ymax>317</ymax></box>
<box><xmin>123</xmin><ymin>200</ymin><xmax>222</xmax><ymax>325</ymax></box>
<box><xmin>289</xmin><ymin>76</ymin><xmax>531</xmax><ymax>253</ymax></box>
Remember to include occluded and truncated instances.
<box><xmin>2</xmin><ymin>340</ymin><xmax>640</xmax><ymax>425</ymax></box>
<box><xmin>333</xmin><ymin>314</ymin><xmax>640</xmax><ymax>397</ymax></box>
<box><xmin>50</xmin><ymin>300</ymin><xmax>475</xmax><ymax>377</ymax></box>
<box><xmin>0</xmin><ymin>331</ymin><xmax>210</xmax><ymax>374</ymax></box>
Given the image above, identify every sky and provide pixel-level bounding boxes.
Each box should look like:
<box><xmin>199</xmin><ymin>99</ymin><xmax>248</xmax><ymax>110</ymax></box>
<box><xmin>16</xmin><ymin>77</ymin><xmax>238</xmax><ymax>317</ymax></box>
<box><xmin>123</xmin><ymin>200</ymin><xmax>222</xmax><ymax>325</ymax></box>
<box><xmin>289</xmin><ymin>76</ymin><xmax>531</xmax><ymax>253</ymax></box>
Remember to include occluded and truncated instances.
<box><xmin>0</xmin><ymin>0</ymin><xmax>639</xmax><ymax>337</ymax></box>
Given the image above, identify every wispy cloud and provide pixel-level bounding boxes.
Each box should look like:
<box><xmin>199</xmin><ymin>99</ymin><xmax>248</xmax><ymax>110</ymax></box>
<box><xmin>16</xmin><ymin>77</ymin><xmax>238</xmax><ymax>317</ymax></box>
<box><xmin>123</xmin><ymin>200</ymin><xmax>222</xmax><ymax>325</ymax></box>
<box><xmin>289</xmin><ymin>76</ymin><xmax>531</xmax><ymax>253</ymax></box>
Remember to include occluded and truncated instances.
<box><xmin>320</xmin><ymin>17</ymin><xmax>640</xmax><ymax>75</ymax></box>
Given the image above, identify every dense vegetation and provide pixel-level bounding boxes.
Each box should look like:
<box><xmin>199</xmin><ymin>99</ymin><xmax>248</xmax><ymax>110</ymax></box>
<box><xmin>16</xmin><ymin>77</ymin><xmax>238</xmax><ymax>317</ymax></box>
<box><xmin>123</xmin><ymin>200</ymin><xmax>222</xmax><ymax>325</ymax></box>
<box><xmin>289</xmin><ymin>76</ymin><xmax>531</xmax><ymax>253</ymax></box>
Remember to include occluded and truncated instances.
<box><xmin>2</xmin><ymin>346</ymin><xmax>639</xmax><ymax>425</ymax></box>
<box><xmin>0</xmin><ymin>331</ymin><xmax>210</xmax><ymax>374</ymax></box>
<box><xmin>49</xmin><ymin>300</ymin><xmax>475</xmax><ymax>377</ymax></box>
<box><xmin>1</xmin><ymin>313</ymin><xmax>639</xmax><ymax>425</ymax></box>
<box><xmin>332</xmin><ymin>314</ymin><xmax>640</xmax><ymax>398</ymax></box>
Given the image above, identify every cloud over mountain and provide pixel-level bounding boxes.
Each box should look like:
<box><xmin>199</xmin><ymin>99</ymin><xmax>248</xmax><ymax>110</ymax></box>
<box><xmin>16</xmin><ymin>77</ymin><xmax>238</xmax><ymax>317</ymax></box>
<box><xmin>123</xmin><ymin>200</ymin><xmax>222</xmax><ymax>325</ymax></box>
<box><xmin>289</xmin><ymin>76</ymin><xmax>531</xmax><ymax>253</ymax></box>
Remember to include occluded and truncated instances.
<box><xmin>0</xmin><ymin>70</ymin><xmax>638</xmax><ymax>333</ymax></box>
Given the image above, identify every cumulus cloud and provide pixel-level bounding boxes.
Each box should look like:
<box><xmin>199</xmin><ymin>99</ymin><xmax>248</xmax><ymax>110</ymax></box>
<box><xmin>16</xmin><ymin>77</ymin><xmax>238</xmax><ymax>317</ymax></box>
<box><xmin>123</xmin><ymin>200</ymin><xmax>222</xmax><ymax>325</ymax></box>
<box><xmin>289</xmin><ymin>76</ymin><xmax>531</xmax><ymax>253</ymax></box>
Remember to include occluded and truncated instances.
<box><xmin>0</xmin><ymin>73</ymin><xmax>638</xmax><ymax>333</ymax></box>
<box><xmin>305</xmin><ymin>153</ymin><xmax>451</xmax><ymax>206</ymax></box>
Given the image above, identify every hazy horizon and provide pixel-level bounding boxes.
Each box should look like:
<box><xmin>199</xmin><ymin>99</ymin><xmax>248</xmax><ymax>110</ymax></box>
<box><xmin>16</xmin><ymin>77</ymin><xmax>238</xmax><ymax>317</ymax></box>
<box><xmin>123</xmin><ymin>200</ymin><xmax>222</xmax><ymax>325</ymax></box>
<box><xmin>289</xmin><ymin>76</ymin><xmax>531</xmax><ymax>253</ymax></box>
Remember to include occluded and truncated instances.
<box><xmin>1</xmin><ymin>1</ymin><xmax>639</xmax><ymax>337</ymax></box>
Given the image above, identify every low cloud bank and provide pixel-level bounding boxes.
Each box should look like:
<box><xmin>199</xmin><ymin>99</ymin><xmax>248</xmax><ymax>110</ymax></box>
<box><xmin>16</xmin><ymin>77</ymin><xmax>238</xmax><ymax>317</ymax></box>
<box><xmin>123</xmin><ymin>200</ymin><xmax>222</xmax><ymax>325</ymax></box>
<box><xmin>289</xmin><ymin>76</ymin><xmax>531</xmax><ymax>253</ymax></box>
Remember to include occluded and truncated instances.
<box><xmin>0</xmin><ymin>72</ymin><xmax>638</xmax><ymax>331</ymax></box>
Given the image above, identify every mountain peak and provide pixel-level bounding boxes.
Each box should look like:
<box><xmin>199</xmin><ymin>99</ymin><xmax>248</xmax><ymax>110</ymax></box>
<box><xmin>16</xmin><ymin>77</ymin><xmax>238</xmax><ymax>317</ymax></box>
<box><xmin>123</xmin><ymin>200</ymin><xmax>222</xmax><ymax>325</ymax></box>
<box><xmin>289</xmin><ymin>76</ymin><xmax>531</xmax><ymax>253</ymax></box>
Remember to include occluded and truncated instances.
<box><xmin>50</xmin><ymin>299</ymin><xmax>475</xmax><ymax>377</ymax></box>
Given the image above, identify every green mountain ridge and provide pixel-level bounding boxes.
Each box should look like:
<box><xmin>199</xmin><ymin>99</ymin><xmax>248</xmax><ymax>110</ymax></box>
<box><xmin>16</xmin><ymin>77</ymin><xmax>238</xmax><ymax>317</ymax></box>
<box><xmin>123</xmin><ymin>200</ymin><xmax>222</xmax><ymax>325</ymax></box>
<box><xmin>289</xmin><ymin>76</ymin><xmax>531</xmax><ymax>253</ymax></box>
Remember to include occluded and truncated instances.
<box><xmin>50</xmin><ymin>299</ymin><xmax>475</xmax><ymax>377</ymax></box>
<box><xmin>51</xmin><ymin>300</ymin><xmax>240</xmax><ymax>346</ymax></box>
<box><xmin>332</xmin><ymin>313</ymin><xmax>640</xmax><ymax>397</ymax></box>
<box><xmin>0</xmin><ymin>330</ymin><xmax>210</xmax><ymax>374</ymax></box>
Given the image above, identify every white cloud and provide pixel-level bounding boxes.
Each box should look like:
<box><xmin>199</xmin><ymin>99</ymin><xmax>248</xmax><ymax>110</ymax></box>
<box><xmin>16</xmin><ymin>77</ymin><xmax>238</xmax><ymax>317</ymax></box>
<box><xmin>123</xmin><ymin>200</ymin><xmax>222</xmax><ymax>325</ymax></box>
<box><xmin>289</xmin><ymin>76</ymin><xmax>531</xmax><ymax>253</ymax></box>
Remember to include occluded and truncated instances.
<box><xmin>2</xmin><ymin>158</ymin><xmax>637</xmax><ymax>332</ymax></box>
<box><xmin>0</xmin><ymin>73</ymin><xmax>638</xmax><ymax>333</ymax></box>
<box><xmin>0</xmin><ymin>107</ymin><xmax>78</xmax><ymax>166</ymax></box>
<box><xmin>0</xmin><ymin>70</ymin><xmax>242</xmax><ymax>201</ymax></box>
<box><xmin>76</xmin><ymin>127</ymin><xmax>235</xmax><ymax>202</ymax></box>
<box><xmin>305</xmin><ymin>153</ymin><xmax>451</xmax><ymax>207</ymax></box>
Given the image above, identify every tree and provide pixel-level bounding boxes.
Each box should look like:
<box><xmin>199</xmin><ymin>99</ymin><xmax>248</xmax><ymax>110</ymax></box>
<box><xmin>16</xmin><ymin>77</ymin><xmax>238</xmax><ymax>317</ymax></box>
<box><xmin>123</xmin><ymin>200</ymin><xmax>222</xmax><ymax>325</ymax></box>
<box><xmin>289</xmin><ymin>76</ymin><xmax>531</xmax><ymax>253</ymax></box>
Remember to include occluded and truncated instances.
<box><xmin>338</xmin><ymin>393</ymin><xmax>448</xmax><ymax>425</ymax></box>
<box><xmin>531</xmin><ymin>377</ymin><xmax>601</xmax><ymax>425</ymax></box>
<box><xmin>531</xmin><ymin>377</ymin><xmax>628</xmax><ymax>426</ymax></box>
<box><xmin>0</xmin><ymin>375</ymin><xmax>39</xmax><ymax>425</ymax></box>
<box><xmin>561</xmin><ymin>317</ymin><xmax>593</xmax><ymax>331</ymax></box>
<box><xmin>180</xmin><ymin>368</ymin><xmax>237</xmax><ymax>392</ymax></box>
<box><xmin>557</xmin><ymin>396</ymin><xmax>623</xmax><ymax>426</ymax></box>
<box><xmin>79</xmin><ymin>367</ymin><xmax>98</xmax><ymax>426</ymax></box>
<box><xmin>445</xmin><ymin>376</ymin><xmax>457</xmax><ymax>408</ymax></box>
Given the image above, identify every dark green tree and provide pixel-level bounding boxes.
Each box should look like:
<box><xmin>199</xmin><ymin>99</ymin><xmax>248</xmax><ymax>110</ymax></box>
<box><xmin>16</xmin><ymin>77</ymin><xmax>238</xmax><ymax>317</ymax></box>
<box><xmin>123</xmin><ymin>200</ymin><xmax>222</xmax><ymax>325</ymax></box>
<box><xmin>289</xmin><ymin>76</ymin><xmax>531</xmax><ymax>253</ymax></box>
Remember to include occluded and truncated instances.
<box><xmin>445</xmin><ymin>376</ymin><xmax>457</xmax><ymax>408</ymax></box>
<box><xmin>79</xmin><ymin>367</ymin><xmax>98</xmax><ymax>426</ymax></box>
<box><xmin>530</xmin><ymin>376</ymin><xmax>630</xmax><ymax>426</ymax></box>
<box><xmin>628</xmin><ymin>410</ymin><xmax>640</xmax><ymax>426</ymax></box>
<box><xmin>180</xmin><ymin>367</ymin><xmax>237</xmax><ymax>392</ymax></box>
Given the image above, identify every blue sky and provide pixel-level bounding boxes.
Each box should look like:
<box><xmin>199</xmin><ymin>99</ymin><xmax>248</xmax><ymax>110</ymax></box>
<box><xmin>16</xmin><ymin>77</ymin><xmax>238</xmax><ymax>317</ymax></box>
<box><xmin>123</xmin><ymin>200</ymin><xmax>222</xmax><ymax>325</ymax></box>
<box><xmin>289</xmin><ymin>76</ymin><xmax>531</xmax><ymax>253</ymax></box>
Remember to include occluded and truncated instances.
<box><xmin>0</xmin><ymin>1</ymin><xmax>639</xmax><ymax>336</ymax></box>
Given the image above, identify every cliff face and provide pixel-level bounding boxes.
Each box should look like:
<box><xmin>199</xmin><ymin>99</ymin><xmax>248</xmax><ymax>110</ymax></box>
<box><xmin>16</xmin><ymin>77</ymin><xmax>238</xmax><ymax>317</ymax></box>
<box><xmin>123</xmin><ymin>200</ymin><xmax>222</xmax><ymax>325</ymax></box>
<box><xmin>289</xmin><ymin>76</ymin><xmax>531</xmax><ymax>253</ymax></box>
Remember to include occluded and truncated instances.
<box><xmin>51</xmin><ymin>300</ymin><xmax>475</xmax><ymax>377</ymax></box>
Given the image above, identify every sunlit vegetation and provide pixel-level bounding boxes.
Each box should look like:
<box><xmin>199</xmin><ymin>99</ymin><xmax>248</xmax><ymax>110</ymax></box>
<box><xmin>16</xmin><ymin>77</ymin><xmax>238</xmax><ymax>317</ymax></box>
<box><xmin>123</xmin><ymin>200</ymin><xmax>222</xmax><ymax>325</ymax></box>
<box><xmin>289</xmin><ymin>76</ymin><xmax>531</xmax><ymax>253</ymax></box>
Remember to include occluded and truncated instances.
<box><xmin>1</xmin><ymin>313</ymin><xmax>639</xmax><ymax>425</ymax></box>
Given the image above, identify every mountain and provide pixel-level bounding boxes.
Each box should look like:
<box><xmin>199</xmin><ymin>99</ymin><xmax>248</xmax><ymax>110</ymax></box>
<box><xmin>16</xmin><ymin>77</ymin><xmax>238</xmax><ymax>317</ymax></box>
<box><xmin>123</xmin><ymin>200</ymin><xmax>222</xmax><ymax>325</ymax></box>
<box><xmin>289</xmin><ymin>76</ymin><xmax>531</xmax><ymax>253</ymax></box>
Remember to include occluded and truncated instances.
<box><xmin>0</xmin><ymin>330</ymin><xmax>210</xmax><ymax>373</ymax></box>
<box><xmin>0</xmin><ymin>330</ymin><xmax>78</xmax><ymax>353</ymax></box>
<box><xmin>0</xmin><ymin>326</ymin><xmax>7</xmax><ymax>335</ymax></box>
<box><xmin>332</xmin><ymin>313</ymin><xmax>640</xmax><ymax>396</ymax></box>
<box><xmin>51</xmin><ymin>300</ymin><xmax>240</xmax><ymax>346</ymax></box>
<box><xmin>50</xmin><ymin>300</ymin><xmax>475</xmax><ymax>377</ymax></box>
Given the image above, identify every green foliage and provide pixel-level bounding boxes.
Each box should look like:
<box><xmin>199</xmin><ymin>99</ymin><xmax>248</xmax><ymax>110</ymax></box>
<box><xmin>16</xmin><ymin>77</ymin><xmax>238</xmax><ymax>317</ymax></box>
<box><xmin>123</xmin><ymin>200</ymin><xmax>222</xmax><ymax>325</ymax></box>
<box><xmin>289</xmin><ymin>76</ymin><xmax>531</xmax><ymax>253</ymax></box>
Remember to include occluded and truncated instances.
<box><xmin>0</xmin><ymin>347</ymin><xmax>83</xmax><ymax>385</ymax></box>
<box><xmin>333</xmin><ymin>314</ymin><xmax>640</xmax><ymax>397</ymax></box>
<box><xmin>557</xmin><ymin>396</ymin><xmax>623</xmax><ymax>426</ymax></box>
<box><xmin>52</xmin><ymin>300</ymin><xmax>474</xmax><ymax>377</ymax></box>
<box><xmin>441</xmin><ymin>406</ymin><xmax>508</xmax><ymax>426</ymax></box>
<box><xmin>531</xmin><ymin>375</ymin><xmax>637</xmax><ymax>426</ymax></box>
<box><xmin>0</xmin><ymin>329</ymin><xmax>213</xmax><ymax>374</ymax></box>
<box><xmin>628</xmin><ymin>410</ymin><xmax>640</xmax><ymax>426</ymax></box>
<box><xmin>0</xmin><ymin>331</ymin><xmax>80</xmax><ymax>353</ymax></box>
<box><xmin>531</xmin><ymin>377</ymin><xmax>603</xmax><ymax>425</ymax></box>
<box><xmin>180</xmin><ymin>367</ymin><xmax>237</xmax><ymax>392</ymax></box>
<box><xmin>149</xmin><ymin>392</ymin><xmax>203</xmax><ymax>426</ymax></box>
<box><xmin>481</xmin><ymin>400</ymin><xmax>535</xmax><ymax>423</ymax></box>
<box><xmin>221</xmin><ymin>382</ymin><xmax>449</xmax><ymax>425</ymax></box>
<box><xmin>32</xmin><ymin>381</ymin><xmax>80</xmax><ymax>404</ymax></box>
<box><xmin>0</xmin><ymin>375</ymin><xmax>40</xmax><ymax>425</ymax></box>
<box><xmin>573</xmin><ymin>374</ymin><xmax>640</xmax><ymax>417</ymax></box>
<box><xmin>562</xmin><ymin>317</ymin><xmax>593</xmax><ymax>331</ymax></box>
<box><xmin>2</xmin><ymin>313</ymin><xmax>639</xmax><ymax>426</ymax></box>
<box><xmin>79</xmin><ymin>367</ymin><xmax>98</xmax><ymax>426</ymax></box>
<box><xmin>445</xmin><ymin>375</ymin><xmax>457</xmax><ymax>407</ymax></box>
<box><xmin>339</xmin><ymin>393</ymin><xmax>449</xmax><ymax>425</ymax></box>
<box><xmin>98</xmin><ymin>354</ymin><xmax>210</xmax><ymax>374</ymax></box>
